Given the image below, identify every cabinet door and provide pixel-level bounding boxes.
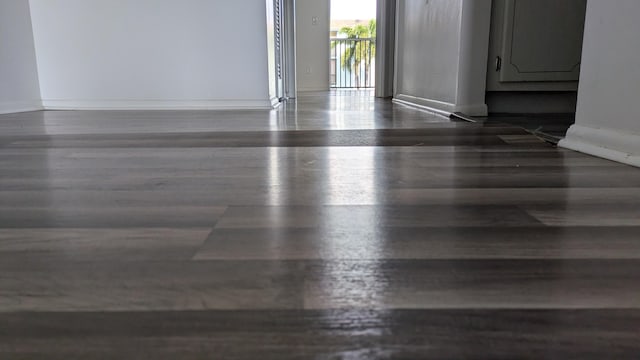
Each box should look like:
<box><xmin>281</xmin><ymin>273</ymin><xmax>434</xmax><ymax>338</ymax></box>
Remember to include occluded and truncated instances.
<box><xmin>500</xmin><ymin>0</ymin><xmax>586</xmax><ymax>82</ymax></box>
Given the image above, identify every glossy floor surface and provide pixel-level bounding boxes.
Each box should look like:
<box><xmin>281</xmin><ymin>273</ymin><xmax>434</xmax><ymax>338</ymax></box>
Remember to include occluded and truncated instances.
<box><xmin>1</xmin><ymin>91</ymin><xmax>639</xmax><ymax>359</ymax></box>
<box><xmin>483</xmin><ymin>113</ymin><xmax>575</xmax><ymax>143</ymax></box>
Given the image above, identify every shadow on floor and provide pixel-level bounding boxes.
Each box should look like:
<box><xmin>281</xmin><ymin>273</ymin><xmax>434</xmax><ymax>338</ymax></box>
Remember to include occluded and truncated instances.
<box><xmin>453</xmin><ymin>113</ymin><xmax>575</xmax><ymax>144</ymax></box>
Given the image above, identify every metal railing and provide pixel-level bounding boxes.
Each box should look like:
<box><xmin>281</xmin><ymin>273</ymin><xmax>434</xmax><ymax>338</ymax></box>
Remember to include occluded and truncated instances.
<box><xmin>330</xmin><ymin>38</ymin><xmax>375</xmax><ymax>89</ymax></box>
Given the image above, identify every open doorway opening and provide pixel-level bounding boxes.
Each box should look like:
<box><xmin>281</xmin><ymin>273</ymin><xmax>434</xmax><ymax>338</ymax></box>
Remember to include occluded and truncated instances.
<box><xmin>330</xmin><ymin>0</ymin><xmax>377</xmax><ymax>91</ymax></box>
<box><xmin>284</xmin><ymin>0</ymin><xmax>392</xmax><ymax>98</ymax></box>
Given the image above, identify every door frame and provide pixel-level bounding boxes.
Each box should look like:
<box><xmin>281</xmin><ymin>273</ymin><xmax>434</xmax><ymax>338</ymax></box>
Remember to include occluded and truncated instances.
<box><xmin>283</xmin><ymin>0</ymin><xmax>297</xmax><ymax>99</ymax></box>
<box><xmin>375</xmin><ymin>0</ymin><xmax>396</xmax><ymax>98</ymax></box>
<box><xmin>277</xmin><ymin>0</ymin><xmax>394</xmax><ymax>98</ymax></box>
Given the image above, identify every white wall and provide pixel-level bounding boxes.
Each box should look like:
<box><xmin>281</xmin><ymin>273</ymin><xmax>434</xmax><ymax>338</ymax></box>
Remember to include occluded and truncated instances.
<box><xmin>560</xmin><ymin>0</ymin><xmax>640</xmax><ymax>167</ymax></box>
<box><xmin>29</xmin><ymin>0</ymin><xmax>274</xmax><ymax>110</ymax></box>
<box><xmin>0</xmin><ymin>0</ymin><xmax>42</xmax><ymax>115</ymax></box>
<box><xmin>393</xmin><ymin>0</ymin><xmax>491</xmax><ymax>116</ymax></box>
<box><xmin>455</xmin><ymin>0</ymin><xmax>491</xmax><ymax>115</ymax></box>
<box><xmin>395</xmin><ymin>0</ymin><xmax>461</xmax><ymax>106</ymax></box>
<box><xmin>295</xmin><ymin>0</ymin><xmax>330</xmax><ymax>92</ymax></box>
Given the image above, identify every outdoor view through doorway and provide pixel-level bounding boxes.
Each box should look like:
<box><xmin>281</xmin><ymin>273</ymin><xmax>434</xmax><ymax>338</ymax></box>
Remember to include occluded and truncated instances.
<box><xmin>330</xmin><ymin>0</ymin><xmax>377</xmax><ymax>89</ymax></box>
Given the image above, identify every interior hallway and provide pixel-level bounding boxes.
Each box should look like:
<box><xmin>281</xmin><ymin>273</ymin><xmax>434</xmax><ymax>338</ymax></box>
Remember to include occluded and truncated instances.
<box><xmin>1</xmin><ymin>92</ymin><xmax>640</xmax><ymax>358</ymax></box>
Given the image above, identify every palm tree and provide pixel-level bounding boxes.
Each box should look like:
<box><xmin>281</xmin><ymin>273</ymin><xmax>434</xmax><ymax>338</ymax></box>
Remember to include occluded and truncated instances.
<box><xmin>337</xmin><ymin>19</ymin><xmax>376</xmax><ymax>88</ymax></box>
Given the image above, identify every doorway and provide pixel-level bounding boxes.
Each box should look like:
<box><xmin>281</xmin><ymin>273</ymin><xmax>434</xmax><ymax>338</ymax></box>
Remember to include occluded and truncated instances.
<box><xmin>272</xmin><ymin>0</ymin><xmax>394</xmax><ymax>99</ymax></box>
<box><xmin>330</xmin><ymin>0</ymin><xmax>377</xmax><ymax>90</ymax></box>
<box><xmin>268</xmin><ymin>0</ymin><xmax>297</xmax><ymax>101</ymax></box>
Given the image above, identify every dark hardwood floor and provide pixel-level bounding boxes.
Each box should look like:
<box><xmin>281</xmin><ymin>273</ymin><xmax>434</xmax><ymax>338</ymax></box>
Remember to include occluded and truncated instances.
<box><xmin>1</xmin><ymin>92</ymin><xmax>639</xmax><ymax>359</ymax></box>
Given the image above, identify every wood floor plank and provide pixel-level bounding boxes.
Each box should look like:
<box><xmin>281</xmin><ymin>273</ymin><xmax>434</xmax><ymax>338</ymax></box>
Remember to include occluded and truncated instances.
<box><xmin>0</xmin><ymin>228</ymin><xmax>211</xmax><ymax>261</ymax></box>
<box><xmin>0</xmin><ymin>206</ymin><xmax>227</xmax><ymax>228</ymax></box>
<box><xmin>2</xmin><ymin>188</ymin><xmax>640</xmax><ymax>207</ymax></box>
<box><xmin>213</xmin><ymin>205</ymin><xmax>543</xmax><ymax>229</ymax></box>
<box><xmin>386</xmin><ymin>187</ymin><xmax>640</xmax><ymax>206</ymax></box>
<box><xmin>0</xmin><ymin>260</ymin><xmax>305</xmax><ymax>312</ymax></box>
<box><xmin>0</xmin><ymin>156</ymin><xmax>634</xmax><ymax>172</ymax></box>
<box><xmin>1</xmin><ymin>309</ymin><xmax>639</xmax><ymax>359</ymax></box>
<box><xmin>194</xmin><ymin>227</ymin><xmax>640</xmax><ymax>260</ymax></box>
<box><xmin>0</xmin><ymin>129</ymin><xmax>515</xmax><ymax>148</ymax></box>
<box><xmin>0</xmin><ymin>104</ymin><xmax>455</xmax><ymax>135</ymax></box>
<box><xmin>3</xmin><ymin>176</ymin><xmax>640</xmax><ymax>190</ymax></box>
<box><xmin>303</xmin><ymin>259</ymin><xmax>640</xmax><ymax>309</ymax></box>
<box><xmin>1</xmin><ymin>258</ymin><xmax>640</xmax><ymax>312</ymax></box>
<box><xmin>523</xmin><ymin>204</ymin><xmax>640</xmax><ymax>226</ymax></box>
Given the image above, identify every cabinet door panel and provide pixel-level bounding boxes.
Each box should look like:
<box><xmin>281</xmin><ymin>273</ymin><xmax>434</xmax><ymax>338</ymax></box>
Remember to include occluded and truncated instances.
<box><xmin>500</xmin><ymin>0</ymin><xmax>586</xmax><ymax>82</ymax></box>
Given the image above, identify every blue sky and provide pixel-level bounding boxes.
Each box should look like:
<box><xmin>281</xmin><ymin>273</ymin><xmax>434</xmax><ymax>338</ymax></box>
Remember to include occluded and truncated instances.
<box><xmin>331</xmin><ymin>0</ymin><xmax>376</xmax><ymax>20</ymax></box>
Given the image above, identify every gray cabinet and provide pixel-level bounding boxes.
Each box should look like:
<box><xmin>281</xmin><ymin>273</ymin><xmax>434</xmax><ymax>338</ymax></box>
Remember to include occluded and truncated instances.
<box><xmin>499</xmin><ymin>0</ymin><xmax>587</xmax><ymax>83</ymax></box>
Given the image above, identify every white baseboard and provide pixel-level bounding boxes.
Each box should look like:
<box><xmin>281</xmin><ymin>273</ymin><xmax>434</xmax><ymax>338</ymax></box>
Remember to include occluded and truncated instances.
<box><xmin>393</xmin><ymin>94</ymin><xmax>455</xmax><ymax>116</ymax></box>
<box><xmin>41</xmin><ymin>99</ymin><xmax>277</xmax><ymax>111</ymax></box>
<box><xmin>393</xmin><ymin>94</ymin><xmax>487</xmax><ymax>117</ymax></box>
<box><xmin>559</xmin><ymin>125</ymin><xmax>640</xmax><ymax>167</ymax></box>
<box><xmin>0</xmin><ymin>100</ymin><xmax>44</xmax><ymax>115</ymax></box>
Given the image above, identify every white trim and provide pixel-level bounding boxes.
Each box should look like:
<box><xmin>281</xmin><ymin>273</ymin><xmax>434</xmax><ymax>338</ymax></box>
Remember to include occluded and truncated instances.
<box><xmin>559</xmin><ymin>125</ymin><xmax>640</xmax><ymax>168</ymax></box>
<box><xmin>375</xmin><ymin>0</ymin><xmax>396</xmax><ymax>98</ymax></box>
<box><xmin>393</xmin><ymin>93</ymin><xmax>487</xmax><ymax>117</ymax></box>
<box><xmin>41</xmin><ymin>99</ymin><xmax>277</xmax><ymax>111</ymax></box>
<box><xmin>0</xmin><ymin>101</ymin><xmax>44</xmax><ymax>115</ymax></box>
<box><xmin>283</xmin><ymin>0</ymin><xmax>297</xmax><ymax>99</ymax></box>
<box><xmin>393</xmin><ymin>94</ymin><xmax>455</xmax><ymax>115</ymax></box>
<box><xmin>392</xmin><ymin>94</ymin><xmax>454</xmax><ymax>117</ymax></box>
<box><xmin>392</xmin><ymin>0</ymin><xmax>402</xmax><ymax>99</ymax></box>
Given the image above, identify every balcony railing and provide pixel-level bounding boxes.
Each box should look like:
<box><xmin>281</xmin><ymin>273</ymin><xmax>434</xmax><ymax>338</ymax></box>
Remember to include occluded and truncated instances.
<box><xmin>330</xmin><ymin>38</ymin><xmax>376</xmax><ymax>89</ymax></box>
